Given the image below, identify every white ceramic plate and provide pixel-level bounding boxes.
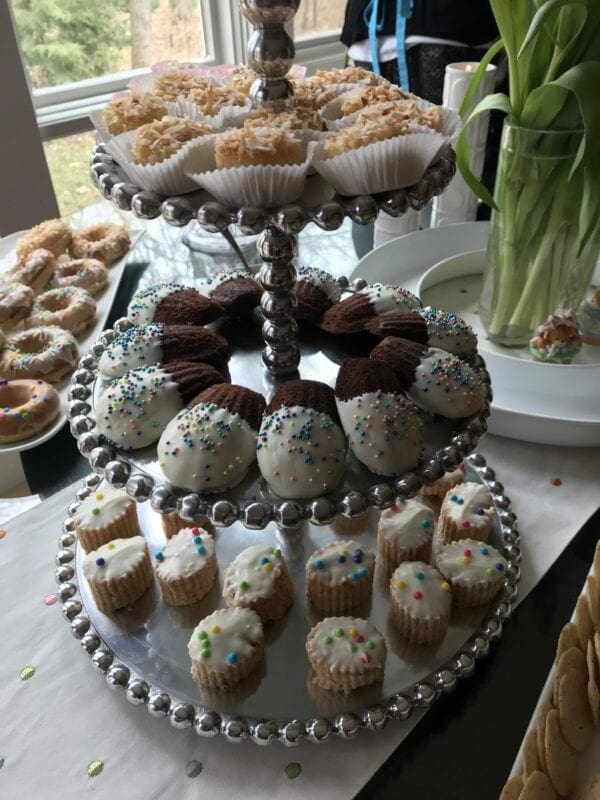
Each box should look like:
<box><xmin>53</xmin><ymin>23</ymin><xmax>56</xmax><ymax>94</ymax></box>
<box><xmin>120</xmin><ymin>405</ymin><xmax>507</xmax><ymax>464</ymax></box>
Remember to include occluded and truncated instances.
<box><xmin>352</xmin><ymin>224</ymin><xmax>600</xmax><ymax>447</ymax></box>
<box><xmin>0</xmin><ymin>227</ymin><xmax>142</xmax><ymax>454</ymax></box>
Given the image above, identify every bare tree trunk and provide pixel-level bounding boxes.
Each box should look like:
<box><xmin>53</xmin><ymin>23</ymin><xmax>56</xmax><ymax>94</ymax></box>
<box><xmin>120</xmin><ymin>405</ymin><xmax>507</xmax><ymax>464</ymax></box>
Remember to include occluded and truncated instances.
<box><xmin>130</xmin><ymin>0</ymin><xmax>152</xmax><ymax>69</ymax></box>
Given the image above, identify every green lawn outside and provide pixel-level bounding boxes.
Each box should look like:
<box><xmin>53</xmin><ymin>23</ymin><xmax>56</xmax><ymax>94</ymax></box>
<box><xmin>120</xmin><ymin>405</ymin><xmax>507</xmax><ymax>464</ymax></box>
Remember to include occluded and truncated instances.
<box><xmin>44</xmin><ymin>132</ymin><xmax>100</xmax><ymax>217</ymax></box>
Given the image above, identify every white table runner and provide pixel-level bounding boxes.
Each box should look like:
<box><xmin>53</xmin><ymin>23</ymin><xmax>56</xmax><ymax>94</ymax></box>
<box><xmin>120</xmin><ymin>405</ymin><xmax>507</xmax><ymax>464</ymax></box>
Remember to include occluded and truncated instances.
<box><xmin>1</xmin><ymin>434</ymin><xmax>599</xmax><ymax>799</ymax></box>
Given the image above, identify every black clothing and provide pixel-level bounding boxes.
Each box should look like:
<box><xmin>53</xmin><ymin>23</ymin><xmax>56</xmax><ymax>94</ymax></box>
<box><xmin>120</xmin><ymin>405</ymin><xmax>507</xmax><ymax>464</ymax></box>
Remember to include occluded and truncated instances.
<box><xmin>341</xmin><ymin>0</ymin><xmax>498</xmax><ymax>49</ymax></box>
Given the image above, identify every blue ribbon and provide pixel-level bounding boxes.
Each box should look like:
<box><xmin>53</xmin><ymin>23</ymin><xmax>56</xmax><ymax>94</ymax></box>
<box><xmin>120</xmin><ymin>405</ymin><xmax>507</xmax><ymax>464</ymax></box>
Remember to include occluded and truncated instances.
<box><xmin>365</xmin><ymin>0</ymin><xmax>413</xmax><ymax>91</ymax></box>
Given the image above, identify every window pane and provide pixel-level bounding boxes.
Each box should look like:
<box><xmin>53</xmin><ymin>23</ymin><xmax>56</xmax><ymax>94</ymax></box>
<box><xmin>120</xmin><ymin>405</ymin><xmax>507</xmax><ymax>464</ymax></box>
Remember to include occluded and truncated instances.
<box><xmin>294</xmin><ymin>0</ymin><xmax>346</xmax><ymax>39</ymax></box>
<box><xmin>43</xmin><ymin>131</ymin><xmax>99</xmax><ymax>216</ymax></box>
<box><xmin>11</xmin><ymin>0</ymin><xmax>207</xmax><ymax>89</ymax></box>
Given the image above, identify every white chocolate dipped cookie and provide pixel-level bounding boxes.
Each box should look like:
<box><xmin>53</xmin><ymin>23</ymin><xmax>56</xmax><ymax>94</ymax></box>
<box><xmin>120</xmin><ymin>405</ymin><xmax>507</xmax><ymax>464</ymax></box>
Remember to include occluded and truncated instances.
<box><xmin>389</xmin><ymin>561</ymin><xmax>452</xmax><ymax>644</ymax></box>
<box><xmin>377</xmin><ymin>496</ymin><xmax>435</xmax><ymax>571</ymax></box>
<box><xmin>74</xmin><ymin>485</ymin><xmax>139</xmax><ymax>552</ymax></box>
<box><xmin>223</xmin><ymin>544</ymin><xmax>294</xmax><ymax>623</ymax></box>
<box><xmin>82</xmin><ymin>535</ymin><xmax>153</xmax><ymax>613</ymax></box>
<box><xmin>437</xmin><ymin>539</ymin><xmax>507</xmax><ymax>607</ymax></box>
<box><xmin>306</xmin><ymin>616</ymin><xmax>386</xmax><ymax>692</ymax></box>
<box><xmin>188</xmin><ymin>607</ymin><xmax>264</xmax><ymax>688</ymax></box>
<box><xmin>306</xmin><ymin>539</ymin><xmax>375</xmax><ymax>613</ymax></box>
<box><xmin>154</xmin><ymin>527</ymin><xmax>217</xmax><ymax>606</ymax></box>
<box><xmin>257</xmin><ymin>379</ymin><xmax>347</xmax><ymax>500</ymax></box>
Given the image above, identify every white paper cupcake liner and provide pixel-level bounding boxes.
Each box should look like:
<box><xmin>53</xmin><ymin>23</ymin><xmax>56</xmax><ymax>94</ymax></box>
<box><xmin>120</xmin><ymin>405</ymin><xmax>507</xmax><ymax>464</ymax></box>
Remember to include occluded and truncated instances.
<box><xmin>320</xmin><ymin>91</ymin><xmax>462</xmax><ymax>140</ymax></box>
<box><xmin>185</xmin><ymin>135</ymin><xmax>317</xmax><ymax>207</ymax></box>
<box><xmin>176</xmin><ymin>96</ymin><xmax>253</xmax><ymax>131</ymax></box>
<box><xmin>106</xmin><ymin>129</ymin><xmax>211</xmax><ymax>195</ymax></box>
<box><xmin>312</xmin><ymin>132</ymin><xmax>446</xmax><ymax>195</ymax></box>
<box><xmin>128</xmin><ymin>63</ymin><xmax>230</xmax><ymax>94</ymax></box>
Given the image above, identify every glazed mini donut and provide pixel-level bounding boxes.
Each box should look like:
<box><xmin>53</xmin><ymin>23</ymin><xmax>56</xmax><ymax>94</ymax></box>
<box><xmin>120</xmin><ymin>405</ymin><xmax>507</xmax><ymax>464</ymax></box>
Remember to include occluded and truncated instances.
<box><xmin>0</xmin><ymin>378</ymin><xmax>60</xmax><ymax>443</ymax></box>
<box><xmin>0</xmin><ymin>282</ymin><xmax>34</xmax><ymax>329</ymax></box>
<box><xmin>0</xmin><ymin>326</ymin><xmax>79</xmax><ymax>382</ymax></box>
<box><xmin>71</xmin><ymin>223</ymin><xmax>130</xmax><ymax>265</ymax></box>
<box><xmin>16</xmin><ymin>219</ymin><xmax>72</xmax><ymax>259</ymax></box>
<box><xmin>26</xmin><ymin>286</ymin><xmax>96</xmax><ymax>336</ymax></box>
<box><xmin>9</xmin><ymin>248</ymin><xmax>56</xmax><ymax>294</ymax></box>
<box><xmin>49</xmin><ymin>258</ymin><xmax>109</xmax><ymax>296</ymax></box>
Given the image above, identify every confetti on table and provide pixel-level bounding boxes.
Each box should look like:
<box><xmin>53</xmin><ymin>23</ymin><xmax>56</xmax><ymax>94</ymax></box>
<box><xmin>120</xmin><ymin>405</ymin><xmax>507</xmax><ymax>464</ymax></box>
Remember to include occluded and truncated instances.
<box><xmin>185</xmin><ymin>760</ymin><xmax>203</xmax><ymax>778</ymax></box>
<box><xmin>43</xmin><ymin>593</ymin><xmax>57</xmax><ymax>606</ymax></box>
<box><xmin>0</xmin><ymin>757</ymin><xmax>4</xmax><ymax>770</ymax></box>
<box><xmin>19</xmin><ymin>666</ymin><xmax>35</xmax><ymax>681</ymax></box>
<box><xmin>285</xmin><ymin>762</ymin><xmax>302</xmax><ymax>780</ymax></box>
<box><xmin>551</xmin><ymin>477</ymin><xmax>563</xmax><ymax>486</ymax></box>
<box><xmin>0</xmin><ymin>530</ymin><xmax>6</xmax><ymax>540</ymax></box>
<box><xmin>87</xmin><ymin>760</ymin><xmax>104</xmax><ymax>778</ymax></box>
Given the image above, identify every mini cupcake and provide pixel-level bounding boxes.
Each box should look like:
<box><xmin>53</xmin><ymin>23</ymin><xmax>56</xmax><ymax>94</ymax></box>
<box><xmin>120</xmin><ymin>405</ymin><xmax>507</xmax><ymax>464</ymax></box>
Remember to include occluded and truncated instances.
<box><xmin>256</xmin><ymin>379</ymin><xmax>347</xmax><ymax>499</ymax></box>
<box><xmin>306</xmin><ymin>539</ymin><xmax>375</xmax><ymax>613</ymax></box>
<box><xmin>82</xmin><ymin>536</ymin><xmax>153</xmax><ymax>613</ymax></box>
<box><xmin>420</xmin><ymin>463</ymin><xmax>466</xmax><ymax>505</ymax></box>
<box><xmin>366</xmin><ymin>308</ymin><xmax>477</xmax><ymax>358</ymax></box>
<box><xmin>437</xmin><ymin>482</ymin><xmax>494</xmax><ymax>545</ymax></box>
<box><xmin>188</xmin><ymin>607</ymin><xmax>264</xmax><ymax>689</ymax></box>
<box><xmin>389</xmin><ymin>562</ymin><xmax>452</xmax><ymax>644</ymax></box>
<box><xmin>306</xmin><ymin>616</ymin><xmax>386</xmax><ymax>692</ymax></box>
<box><xmin>127</xmin><ymin>283</ymin><xmax>225</xmax><ymax>327</ymax></box>
<box><xmin>530</xmin><ymin>310</ymin><xmax>583</xmax><ymax>363</ymax></box>
<box><xmin>370</xmin><ymin>337</ymin><xmax>486</xmax><ymax>418</ymax></box>
<box><xmin>321</xmin><ymin>283</ymin><xmax>421</xmax><ymax>335</ymax></box>
<box><xmin>437</xmin><ymin>539</ymin><xmax>507</xmax><ymax>607</ymax></box>
<box><xmin>74</xmin><ymin>485</ymin><xmax>139</xmax><ymax>552</ymax></box>
<box><xmin>293</xmin><ymin>265</ymin><xmax>342</xmax><ymax>320</ymax></box>
<box><xmin>198</xmin><ymin>268</ymin><xmax>261</xmax><ymax>315</ymax></box>
<box><xmin>101</xmin><ymin>91</ymin><xmax>168</xmax><ymax>135</ymax></box>
<box><xmin>222</xmin><ymin>544</ymin><xmax>294</xmax><ymax>623</ymax></box>
<box><xmin>131</xmin><ymin>116</ymin><xmax>212</xmax><ymax>165</ymax></box>
<box><xmin>334</xmin><ymin>358</ymin><xmax>423</xmax><ymax>476</ymax></box>
<box><xmin>160</xmin><ymin>512</ymin><xmax>213</xmax><ymax>539</ymax></box>
<box><xmin>158</xmin><ymin>383</ymin><xmax>266</xmax><ymax>492</ymax></box>
<box><xmin>214</xmin><ymin>126</ymin><xmax>302</xmax><ymax>169</ymax></box>
<box><xmin>578</xmin><ymin>288</ymin><xmax>600</xmax><ymax>346</ymax></box>
<box><xmin>98</xmin><ymin>323</ymin><xmax>229</xmax><ymax>379</ymax></box>
<box><xmin>95</xmin><ymin>361</ymin><xmax>226</xmax><ymax>449</ymax></box>
<box><xmin>377</xmin><ymin>497</ymin><xmax>435</xmax><ymax>571</ymax></box>
<box><xmin>154</xmin><ymin>527</ymin><xmax>217</xmax><ymax>606</ymax></box>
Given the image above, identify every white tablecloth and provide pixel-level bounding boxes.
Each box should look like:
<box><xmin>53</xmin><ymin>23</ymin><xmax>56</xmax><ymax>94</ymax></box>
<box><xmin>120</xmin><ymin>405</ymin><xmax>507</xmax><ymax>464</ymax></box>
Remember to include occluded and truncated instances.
<box><xmin>1</xmin><ymin>435</ymin><xmax>599</xmax><ymax>799</ymax></box>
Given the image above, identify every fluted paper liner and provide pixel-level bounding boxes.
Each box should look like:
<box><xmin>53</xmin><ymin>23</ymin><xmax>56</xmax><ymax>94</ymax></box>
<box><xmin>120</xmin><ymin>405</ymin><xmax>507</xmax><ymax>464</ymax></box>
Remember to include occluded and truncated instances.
<box><xmin>106</xmin><ymin>128</ymin><xmax>212</xmax><ymax>195</ymax></box>
<box><xmin>320</xmin><ymin>90</ymin><xmax>462</xmax><ymax>140</ymax></box>
<box><xmin>176</xmin><ymin>96</ymin><xmax>253</xmax><ymax>132</ymax></box>
<box><xmin>185</xmin><ymin>135</ymin><xmax>317</xmax><ymax>207</ymax></box>
<box><xmin>312</xmin><ymin>132</ymin><xmax>445</xmax><ymax>195</ymax></box>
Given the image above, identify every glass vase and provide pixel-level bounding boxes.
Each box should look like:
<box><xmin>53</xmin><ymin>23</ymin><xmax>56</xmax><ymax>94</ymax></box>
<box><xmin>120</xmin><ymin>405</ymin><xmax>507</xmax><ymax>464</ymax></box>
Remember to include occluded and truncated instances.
<box><xmin>480</xmin><ymin>120</ymin><xmax>600</xmax><ymax>346</ymax></box>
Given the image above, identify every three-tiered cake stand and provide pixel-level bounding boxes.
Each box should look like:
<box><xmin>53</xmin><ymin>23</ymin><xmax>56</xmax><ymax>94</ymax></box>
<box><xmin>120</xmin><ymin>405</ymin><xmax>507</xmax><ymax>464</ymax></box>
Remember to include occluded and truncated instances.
<box><xmin>54</xmin><ymin>0</ymin><xmax>521</xmax><ymax>744</ymax></box>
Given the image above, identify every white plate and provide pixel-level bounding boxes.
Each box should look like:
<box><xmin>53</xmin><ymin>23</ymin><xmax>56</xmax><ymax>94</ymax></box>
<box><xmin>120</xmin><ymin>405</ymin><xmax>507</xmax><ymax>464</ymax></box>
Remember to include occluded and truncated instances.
<box><xmin>352</xmin><ymin>223</ymin><xmax>600</xmax><ymax>447</ymax></box>
<box><xmin>0</xmin><ymin>227</ymin><xmax>143</xmax><ymax>454</ymax></box>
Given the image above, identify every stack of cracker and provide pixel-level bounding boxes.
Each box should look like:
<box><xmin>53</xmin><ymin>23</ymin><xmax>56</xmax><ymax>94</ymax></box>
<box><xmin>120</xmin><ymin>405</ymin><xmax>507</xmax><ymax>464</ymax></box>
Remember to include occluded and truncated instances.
<box><xmin>500</xmin><ymin>541</ymin><xmax>600</xmax><ymax>800</ymax></box>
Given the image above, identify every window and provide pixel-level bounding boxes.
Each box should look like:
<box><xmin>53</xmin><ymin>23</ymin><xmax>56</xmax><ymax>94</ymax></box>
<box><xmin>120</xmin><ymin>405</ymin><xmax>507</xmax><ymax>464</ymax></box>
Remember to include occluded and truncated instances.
<box><xmin>295</xmin><ymin>1</ymin><xmax>347</xmax><ymax>41</ymax></box>
<box><xmin>43</xmin><ymin>131</ymin><xmax>99</xmax><ymax>216</ymax></box>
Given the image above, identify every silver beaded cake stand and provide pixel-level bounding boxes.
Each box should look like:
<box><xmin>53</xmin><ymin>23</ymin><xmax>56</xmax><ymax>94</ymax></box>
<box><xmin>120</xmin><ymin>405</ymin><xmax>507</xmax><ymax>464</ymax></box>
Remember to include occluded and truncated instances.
<box><xmin>89</xmin><ymin>0</ymin><xmax>457</xmax><ymax>377</ymax></box>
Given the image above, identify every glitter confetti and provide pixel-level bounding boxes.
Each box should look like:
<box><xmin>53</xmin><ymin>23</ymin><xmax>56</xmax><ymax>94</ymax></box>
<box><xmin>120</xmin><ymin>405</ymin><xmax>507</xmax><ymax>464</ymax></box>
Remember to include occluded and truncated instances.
<box><xmin>285</xmin><ymin>762</ymin><xmax>302</xmax><ymax>779</ymax></box>
<box><xmin>0</xmin><ymin>529</ymin><xmax>6</xmax><ymax>540</ymax></box>
<box><xmin>43</xmin><ymin>593</ymin><xmax>57</xmax><ymax>606</ymax></box>
<box><xmin>19</xmin><ymin>666</ymin><xmax>35</xmax><ymax>681</ymax></box>
<box><xmin>185</xmin><ymin>760</ymin><xmax>203</xmax><ymax>778</ymax></box>
<box><xmin>550</xmin><ymin>477</ymin><xmax>562</xmax><ymax>486</ymax></box>
<box><xmin>87</xmin><ymin>760</ymin><xmax>104</xmax><ymax>778</ymax></box>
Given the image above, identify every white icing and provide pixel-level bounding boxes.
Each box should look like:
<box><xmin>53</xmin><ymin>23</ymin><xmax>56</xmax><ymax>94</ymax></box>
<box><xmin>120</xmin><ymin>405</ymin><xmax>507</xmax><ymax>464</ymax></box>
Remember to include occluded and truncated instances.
<box><xmin>197</xmin><ymin>268</ymin><xmax>257</xmax><ymax>297</ymax></box>
<box><xmin>5</xmin><ymin>326</ymin><xmax>78</xmax><ymax>375</ymax></box>
<box><xmin>98</xmin><ymin>324</ymin><xmax>164</xmax><ymax>378</ymax></box>
<box><xmin>127</xmin><ymin>283</ymin><xmax>188</xmax><ymax>325</ymax></box>
<box><xmin>420</xmin><ymin>307</ymin><xmax>477</xmax><ymax>357</ymax></box>
<box><xmin>308</xmin><ymin>539</ymin><xmax>375</xmax><ymax>587</ymax></box>
<box><xmin>407</xmin><ymin>348</ymin><xmax>486</xmax><ymax>419</ymax></box>
<box><xmin>360</xmin><ymin>283</ymin><xmax>421</xmax><ymax>315</ymax></box>
<box><xmin>82</xmin><ymin>536</ymin><xmax>148</xmax><ymax>582</ymax></box>
<box><xmin>95</xmin><ymin>364</ymin><xmax>183</xmax><ymax>449</ymax></box>
<box><xmin>336</xmin><ymin>390</ymin><xmax>422</xmax><ymax>476</ymax></box>
<box><xmin>296</xmin><ymin>265</ymin><xmax>341</xmax><ymax>302</ymax></box>
<box><xmin>256</xmin><ymin>405</ymin><xmax>347</xmax><ymax>499</ymax></box>
<box><xmin>75</xmin><ymin>486</ymin><xmax>133</xmax><ymax>530</ymax></box>
<box><xmin>378</xmin><ymin>497</ymin><xmax>435</xmax><ymax>549</ymax></box>
<box><xmin>441</xmin><ymin>482</ymin><xmax>494</xmax><ymax>530</ymax></box>
<box><xmin>223</xmin><ymin>544</ymin><xmax>287</xmax><ymax>603</ymax></box>
<box><xmin>437</xmin><ymin>538</ymin><xmax>507</xmax><ymax>584</ymax></box>
<box><xmin>155</xmin><ymin>527</ymin><xmax>215</xmax><ymax>581</ymax></box>
<box><xmin>308</xmin><ymin>616</ymin><xmax>386</xmax><ymax>673</ymax></box>
<box><xmin>188</xmin><ymin>607</ymin><xmax>263</xmax><ymax>666</ymax></box>
<box><xmin>158</xmin><ymin>402</ymin><xmax>257</xmax><ymax>492</ymax></box>
<box><xmin>390</xmin><ymin>561</ymin><xmax>452</xmax><ymax>618</ymax></box>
